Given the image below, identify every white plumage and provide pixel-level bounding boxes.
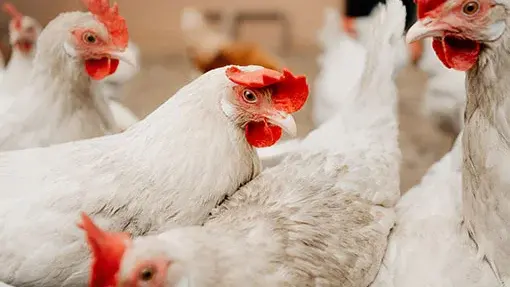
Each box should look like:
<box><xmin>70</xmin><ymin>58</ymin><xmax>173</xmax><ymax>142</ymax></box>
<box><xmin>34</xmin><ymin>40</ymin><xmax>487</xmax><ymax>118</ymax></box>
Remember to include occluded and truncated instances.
<box><xmin>82</xmin><ymin>1</ymin><xmax>405</xmax><ymax>286</ymax></box>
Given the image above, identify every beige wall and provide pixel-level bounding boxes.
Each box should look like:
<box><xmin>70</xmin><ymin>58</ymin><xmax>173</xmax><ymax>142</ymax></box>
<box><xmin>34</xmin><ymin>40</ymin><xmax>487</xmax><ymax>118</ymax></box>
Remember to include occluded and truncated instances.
<box><xmin>4</xmin><ymin>0</ymin><xmax>341</xmax><ymax>57</ymax></box>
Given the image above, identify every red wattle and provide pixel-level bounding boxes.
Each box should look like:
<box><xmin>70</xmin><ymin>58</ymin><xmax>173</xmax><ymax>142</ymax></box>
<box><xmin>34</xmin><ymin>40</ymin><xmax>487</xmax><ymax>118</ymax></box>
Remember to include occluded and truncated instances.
<box><xmin>245</xmin><ymin>121</ymin><xmax>283</xmax><ymax>148</ymax></box>
<box><xmin>109</xmin><ymin>59</ymin><xmax>120</xmax><ymax>75</ymax></box>
<box><xmin>85</xmin><ymin>58</ymin><xmax>118</xmax><ymax>80</ymax></box>
<box><xmin>432</xmin><ymin>37</ymin><xmax>480</xmax><ymax>71</ymax></box>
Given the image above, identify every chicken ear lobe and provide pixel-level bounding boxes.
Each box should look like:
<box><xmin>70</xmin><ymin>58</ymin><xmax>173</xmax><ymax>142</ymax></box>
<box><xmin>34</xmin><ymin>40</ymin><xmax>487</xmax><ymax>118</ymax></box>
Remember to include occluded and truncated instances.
<box><xmin>78</xmin><ymin>212</ymin><xmax>131</xmax><ymax>287</ymax></box>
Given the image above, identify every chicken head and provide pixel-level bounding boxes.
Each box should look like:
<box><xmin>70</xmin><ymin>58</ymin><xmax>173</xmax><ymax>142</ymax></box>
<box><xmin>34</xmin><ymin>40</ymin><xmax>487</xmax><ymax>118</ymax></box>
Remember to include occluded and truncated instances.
<box><xmin>80</xmin><ymin>213</ymin><xmax>190</xmax><ymax>287</ymax></box>
<box><xmin>2</xmin><ymin>2</ymin><xmax>41</xmax><ymax>55</ymax></box>
<box><xmin>63</xmin><ymin>0</ymin><xmax>133</xmax><ymax>80</ymax></box>
<box><xmin>222</xmin><ymin>66</ymin><xmax>309</xmax><ymax>148</ymax></box>
<box><xmin>406</xmin><ymin>0</ymin><xmax>508</xmax><ymax>71</ymax></box>
<box><xmin>78</xmin><ymin>213</ymin><xmax>132</xmax><ymax>287</ymax></box>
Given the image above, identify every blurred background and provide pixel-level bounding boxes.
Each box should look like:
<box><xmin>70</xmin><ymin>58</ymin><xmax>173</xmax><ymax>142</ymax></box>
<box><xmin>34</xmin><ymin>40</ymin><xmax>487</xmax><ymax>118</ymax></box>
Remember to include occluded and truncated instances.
<box><xmin>0</xmin><ymin>0</ymin><xmax>456</xmax><ymax>192</ymax></box>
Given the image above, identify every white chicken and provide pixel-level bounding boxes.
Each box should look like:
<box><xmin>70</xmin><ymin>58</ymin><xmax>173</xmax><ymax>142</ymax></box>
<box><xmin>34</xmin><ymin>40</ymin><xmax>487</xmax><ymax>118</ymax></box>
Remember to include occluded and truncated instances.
<box><xmin>312</xmin><ymin>6</ymin><xmax>409</xmax><ymax>126</ymax></box>
<box><xmin>0</xmin><ymin>2</ymin><xmax>140</xmax><ymax>133</ymax></box>
<box><xmin>418</xmin><ymin>37</ymin><xmax>466</xmax><ymax>134</ymax></box>
<box><xmin>0</xmin><ymin>0</ymin><xmax>137</xmax><ymax>151</ymax></box>
<box><xmin>78</xmin><ymin>1</ymin><xmax>405</xmax><ymax>286</ymax></box>
<box><xmin>0</xmin><ymin>3</ymin><xmax>42</xmax><ymax>95</ymax></box>
<box><xmin>0</xmin><ymin>64</ymin><xmax>308</xmax><ymax>286</ymax></box>
<box><xmin>394</xmin><ymin>0</ymin><xmax>510</xmax><ymax>284</ymax></box>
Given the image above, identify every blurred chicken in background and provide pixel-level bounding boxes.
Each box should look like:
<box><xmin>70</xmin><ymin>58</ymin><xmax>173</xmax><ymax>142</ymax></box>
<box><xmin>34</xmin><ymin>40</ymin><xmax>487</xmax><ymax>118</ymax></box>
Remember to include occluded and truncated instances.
<box><xmin>180</xmin><ymin>7</ymin><xmax>283</xmax><ymax>77</ymax></box>
<box><xmin>0</xmin><ymin>3</ymin><xmax>41</xmax><ymax>95</ymax></box>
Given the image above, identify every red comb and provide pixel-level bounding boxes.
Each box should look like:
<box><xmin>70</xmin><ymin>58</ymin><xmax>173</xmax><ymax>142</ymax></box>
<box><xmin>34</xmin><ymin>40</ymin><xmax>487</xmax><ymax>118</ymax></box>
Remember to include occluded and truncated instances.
<box><xmin>78</xmin><ymin>213</ymin><xmax>131</xmax><ymax>287</ymax></box>
<box><xmin>415</xmin><ymin>0</ymin><xmax>447</xmax><ymax>19</ymax></box>
<box><xmin>225</xmin><ymin>66</ymin><xmax>309</xmax><ymax>114</ymax></box>
<box><xmin>2</xmin><ymin>3</ymin><xmax>22</xmax><ymax>30</ymax></box>
<box><xmin>82</xmin><ymin>0</ymin><xmax>129</xmax><ymax>49</ymax></box>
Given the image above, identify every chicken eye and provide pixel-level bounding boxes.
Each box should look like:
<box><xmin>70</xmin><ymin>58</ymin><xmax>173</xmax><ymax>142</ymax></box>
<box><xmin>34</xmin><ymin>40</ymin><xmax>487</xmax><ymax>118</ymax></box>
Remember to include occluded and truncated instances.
<box><xmin>83</xmin><ymin>33</ymin><xmax>97</xmax><ymax>44</ymax></box>
<box><xmin>462</xmin><ymin>1</ymin><xmax>480</xmax><ymax>15</ymax></box>
<box><xmin>139</xmin><ymin>267</ymin><xmax>154</xmax><ymax>281</ymax></box>
<box><xmin>242</xmin><ymin>89</ymin><xmax>258</xmax><ymax>103</ymax></box>
<box><xmin>25</xmin><ymin>27</ymin><xmax>35</xmax><ymax>34</ymax></box>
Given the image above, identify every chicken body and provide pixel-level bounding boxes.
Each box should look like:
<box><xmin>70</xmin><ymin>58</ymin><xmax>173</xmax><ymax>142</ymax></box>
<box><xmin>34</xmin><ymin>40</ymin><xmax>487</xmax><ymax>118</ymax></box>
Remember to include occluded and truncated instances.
<box><xmin>0</xmin><ymin>67</ymin><xmax>264</xmax><ymax>286</ymax></box>
<box><xmin>371</xmin><ymin>134</ymin><xmax>500</xmax><ymax>287</ymax></box>
<box><xmin>90</xmin><ymin>1</ymin><xmax>404</xmax><ymax>285</ymax></box>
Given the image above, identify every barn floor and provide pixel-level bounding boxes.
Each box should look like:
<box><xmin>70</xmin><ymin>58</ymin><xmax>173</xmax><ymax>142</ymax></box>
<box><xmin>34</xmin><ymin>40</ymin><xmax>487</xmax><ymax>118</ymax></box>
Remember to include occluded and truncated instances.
<box><xmin>121</xmin><ymin>51</ymin><xmax>456</xmax><ymax>193</ymax></box>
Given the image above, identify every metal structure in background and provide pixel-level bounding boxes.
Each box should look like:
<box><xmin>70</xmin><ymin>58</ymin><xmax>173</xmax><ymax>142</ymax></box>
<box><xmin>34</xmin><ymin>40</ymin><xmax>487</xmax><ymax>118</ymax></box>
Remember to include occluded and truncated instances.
<box><xmin>204</xmin><ymin>10</ymin><xmax>291</xmax><ymax>55</ymax></box>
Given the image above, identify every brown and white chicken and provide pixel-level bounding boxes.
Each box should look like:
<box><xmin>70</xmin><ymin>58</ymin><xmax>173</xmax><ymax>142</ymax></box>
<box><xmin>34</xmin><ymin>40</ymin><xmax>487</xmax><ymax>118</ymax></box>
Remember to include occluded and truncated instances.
<box><xmin>180</xmin><ymin>7</ymin><xmax>283</xmax><ymax>76</ymax></box>
<box><xmin>78</xmin><ymin>0</ymin><xmax>405</xmax><ymax>285</ymax></box>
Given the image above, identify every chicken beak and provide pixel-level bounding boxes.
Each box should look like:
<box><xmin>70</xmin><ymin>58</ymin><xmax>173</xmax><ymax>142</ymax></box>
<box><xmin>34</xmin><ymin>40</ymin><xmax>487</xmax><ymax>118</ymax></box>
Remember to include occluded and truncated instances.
<box><xmin>110</xmin><ymin>50</ymin><xmax>137</xmax><ymax>68</ymax></box>
<box><xmin>406</xmin><ymin>19</ymin><xmax>444</xmax><ymax>43</ymax></box>
<box><xmin>266</xmin><ymin>112</ymin><xmax>297</xmax><ymax>137</ymax></box>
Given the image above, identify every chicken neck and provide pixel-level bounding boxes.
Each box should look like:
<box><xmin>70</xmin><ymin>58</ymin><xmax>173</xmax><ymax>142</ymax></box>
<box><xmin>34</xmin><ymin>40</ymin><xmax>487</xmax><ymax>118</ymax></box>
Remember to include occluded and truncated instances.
<box><xmin>462</xmin><ymin>19</ymin><xmax>510</xmax><ymax>284</ymax></box>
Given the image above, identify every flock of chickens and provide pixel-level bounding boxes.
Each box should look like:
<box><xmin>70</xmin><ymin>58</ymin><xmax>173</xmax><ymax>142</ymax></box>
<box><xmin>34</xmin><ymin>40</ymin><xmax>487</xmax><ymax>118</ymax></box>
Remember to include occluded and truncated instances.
<box><xmin>0</xmin><ymin>0</ymin><xmax>506</xmax><ymax>286</ymax></box>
